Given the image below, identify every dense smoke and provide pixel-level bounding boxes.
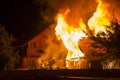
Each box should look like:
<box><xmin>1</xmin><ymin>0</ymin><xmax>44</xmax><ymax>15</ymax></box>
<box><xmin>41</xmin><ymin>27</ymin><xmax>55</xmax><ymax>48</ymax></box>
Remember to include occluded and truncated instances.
<box><xmin>34</xmin><ymin>0</ymin><xmax>120</xmax><ymax>24</ymax></box>
<box><xmin>34</xmin><ymin>0</ymin><xmax>96</xmax><ymax>26</ymax></box>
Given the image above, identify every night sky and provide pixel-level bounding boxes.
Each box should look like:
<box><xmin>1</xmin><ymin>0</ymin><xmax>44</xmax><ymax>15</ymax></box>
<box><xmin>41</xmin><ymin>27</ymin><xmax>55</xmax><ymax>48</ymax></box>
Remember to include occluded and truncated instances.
<box><xmin>0</xmin><ymin>0</ymin><xmax>53</xmax><ymax>46</ymax></box>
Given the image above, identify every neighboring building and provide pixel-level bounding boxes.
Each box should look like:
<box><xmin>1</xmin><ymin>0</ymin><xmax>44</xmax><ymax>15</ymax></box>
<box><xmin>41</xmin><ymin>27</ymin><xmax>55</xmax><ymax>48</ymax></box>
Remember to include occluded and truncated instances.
<box><xmin>21</xmin><ymin>24</ymin><xmax>66</xmax><ymax>69</ymax></box>
<box><xmin>22</xmin><ymin>27</ymin><xmax>49</xmax><ymax>68</ymax></box>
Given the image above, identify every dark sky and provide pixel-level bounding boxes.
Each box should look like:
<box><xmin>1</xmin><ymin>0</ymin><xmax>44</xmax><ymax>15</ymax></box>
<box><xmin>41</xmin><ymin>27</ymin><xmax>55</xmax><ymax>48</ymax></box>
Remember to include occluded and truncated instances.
<box><xmin>0</xmin><ymin>0</ymin><xmax>52</xmax><ymax>46</ymax></box>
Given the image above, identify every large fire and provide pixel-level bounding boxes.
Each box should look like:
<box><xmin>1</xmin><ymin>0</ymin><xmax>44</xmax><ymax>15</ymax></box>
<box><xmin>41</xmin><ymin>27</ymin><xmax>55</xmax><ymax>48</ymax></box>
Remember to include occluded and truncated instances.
<box><xmin>88</xmin><ymin>0</ymin><xmax>111</xmax><ymax>36</ymax></box>
<box><xmin>55</xmin><ymin>9</ymin><xmax>87</xmax><ymax>68</ymax></box>
<box><xmin>55</xmin><ymin>0</ymin><xmax>111</xmax><ymax>69</ymax></box>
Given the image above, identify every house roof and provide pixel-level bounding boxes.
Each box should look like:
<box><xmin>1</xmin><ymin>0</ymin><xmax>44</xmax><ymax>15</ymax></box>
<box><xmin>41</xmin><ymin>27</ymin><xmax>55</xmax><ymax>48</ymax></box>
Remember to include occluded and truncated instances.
<box><xmin>14</xmin><ymin>22</ymin><xmax>53</xmax><ymax>47</ymax></box>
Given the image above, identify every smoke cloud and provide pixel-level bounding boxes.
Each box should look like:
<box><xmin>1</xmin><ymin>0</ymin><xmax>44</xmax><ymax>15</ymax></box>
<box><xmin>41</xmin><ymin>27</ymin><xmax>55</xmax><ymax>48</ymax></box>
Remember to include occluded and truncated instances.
<box><xmin>34</xmin><ymin>0</ymin><xmax>120</xmax><ymax>24</ymax></box>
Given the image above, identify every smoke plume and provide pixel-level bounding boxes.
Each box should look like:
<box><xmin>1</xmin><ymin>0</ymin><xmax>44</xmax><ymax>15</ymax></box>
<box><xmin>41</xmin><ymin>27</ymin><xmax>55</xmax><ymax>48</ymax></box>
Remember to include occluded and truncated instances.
<box><xmin>34</xmin><ymin>0</ymin><xmax>120</xmax><ymax>24</ymax></box>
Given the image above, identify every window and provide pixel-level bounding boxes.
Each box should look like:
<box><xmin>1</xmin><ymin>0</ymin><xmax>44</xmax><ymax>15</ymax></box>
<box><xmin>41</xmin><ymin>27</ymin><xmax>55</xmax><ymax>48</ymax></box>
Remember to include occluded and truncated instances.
<box><xmin>30</xmin><ymin>42</ymin><xmax>36</xmax><ymax>48</ymax></box>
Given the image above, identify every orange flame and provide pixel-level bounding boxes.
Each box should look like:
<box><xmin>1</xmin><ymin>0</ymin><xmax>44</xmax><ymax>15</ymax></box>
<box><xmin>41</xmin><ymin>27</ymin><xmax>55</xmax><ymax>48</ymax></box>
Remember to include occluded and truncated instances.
<box><xmin>55</xmin><ymin>0</ymin><xmax>111</xmax><ymax>68</ymax></box>
<box><xmin>88</xmin><ymin>0</ymin><xmax>111</xmax><ymax>36</ymax></box>
<box><xmin>55</xmin><ymin>9</ymin><xmax>87</xmax><ymax>68</ymax></box>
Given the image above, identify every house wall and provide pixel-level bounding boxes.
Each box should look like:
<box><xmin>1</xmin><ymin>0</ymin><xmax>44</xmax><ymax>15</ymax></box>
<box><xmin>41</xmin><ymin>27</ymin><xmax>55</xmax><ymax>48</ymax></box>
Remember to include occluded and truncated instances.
<box><xmin>22</xmin><ymin>28</ymin><xmax>49</xmax><ymax>68</ymax></box>
<box><xmin>22</xmin><ymin>56</ymin><xmax>40</xmax><ymax>68</ymax></box>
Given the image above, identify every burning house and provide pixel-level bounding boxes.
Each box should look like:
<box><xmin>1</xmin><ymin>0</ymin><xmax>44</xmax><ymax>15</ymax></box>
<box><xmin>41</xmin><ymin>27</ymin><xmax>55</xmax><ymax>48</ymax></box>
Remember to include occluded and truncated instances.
<box><xmin>22</xmin><ymin>0</ymin><xmax>120</xmax><ymax>69</ymax></box>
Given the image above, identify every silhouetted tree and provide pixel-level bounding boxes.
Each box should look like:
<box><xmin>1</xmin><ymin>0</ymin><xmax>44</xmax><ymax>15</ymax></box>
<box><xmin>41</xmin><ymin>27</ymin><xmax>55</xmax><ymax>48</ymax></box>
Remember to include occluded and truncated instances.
<box><xmin>0</xmin><ymin>25</ymin><xmax>20</xmax><ymax>70</ymax></box>
<box><xmin>89</xmin><ymin>19</ymin><xmax>120</xmax><ymax>68</ymax></box>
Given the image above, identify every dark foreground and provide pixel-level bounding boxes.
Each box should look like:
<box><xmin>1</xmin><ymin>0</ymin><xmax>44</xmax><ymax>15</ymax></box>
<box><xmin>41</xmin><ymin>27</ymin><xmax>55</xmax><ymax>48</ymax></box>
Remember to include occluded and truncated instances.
<box><xmin>0</xmin><ymin>69</ymin><xmax>120</xmax><ymax>80</ymax></box>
